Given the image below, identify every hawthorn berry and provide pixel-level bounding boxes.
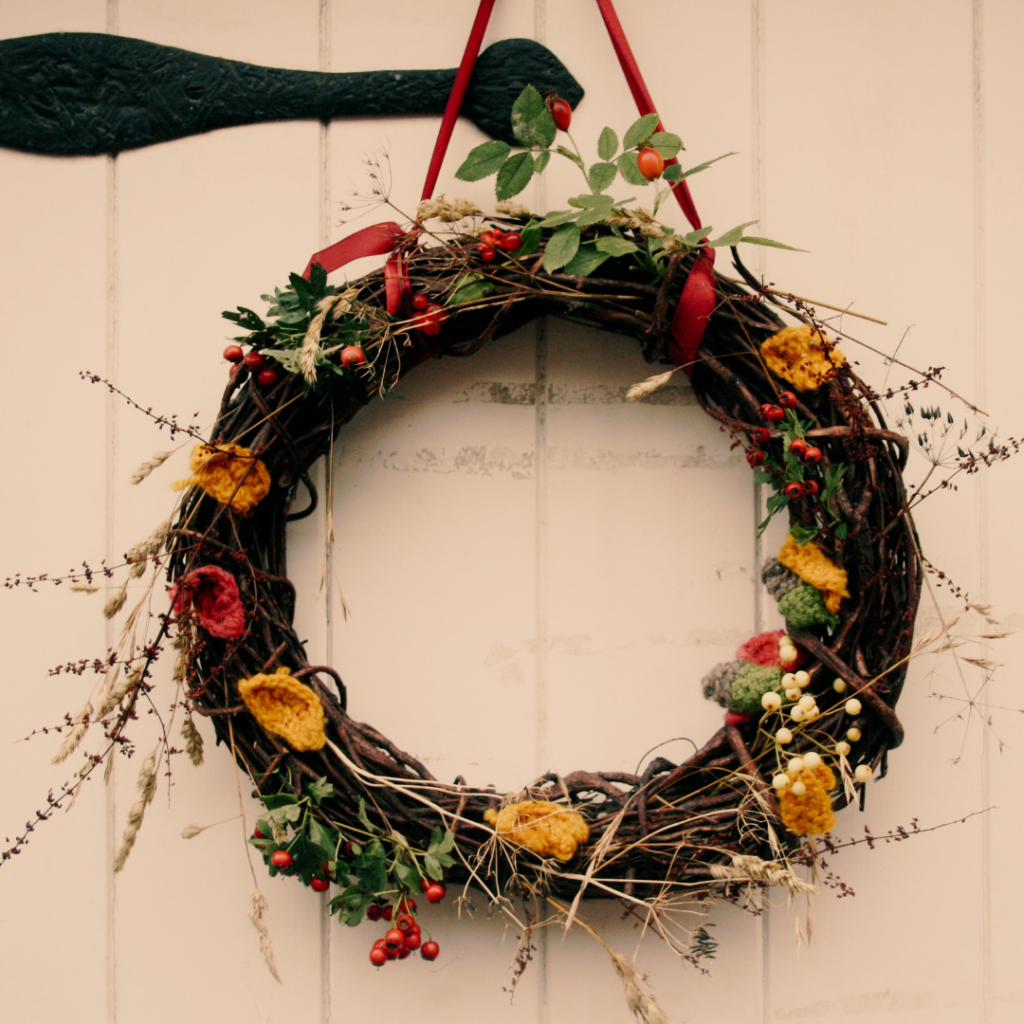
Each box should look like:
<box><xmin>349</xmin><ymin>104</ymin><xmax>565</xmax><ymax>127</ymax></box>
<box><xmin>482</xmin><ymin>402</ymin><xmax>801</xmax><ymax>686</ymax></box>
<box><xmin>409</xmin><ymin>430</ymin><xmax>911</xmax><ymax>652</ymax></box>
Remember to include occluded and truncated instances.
<box><xmin>253</xmin><ymin>828</ymin><xmax>266</xmax><ymax>840</ymax></box>
<box><xmin>803</xmin><ymin>446</ymin><xmax>822</xmax><ymax>464</ymax></box>
<box><xmin>750</xmin><ymin>427</ymin><xmax>770</xmax><ymax>444</ymax></box>
<box><xmin>396</xmin><ymin>946</ymin><xmax>412</xmax><ymax>960</ymax></box>
<box><xmin>477</xmin><ymin>243</ymin><xmax>496</xmax><ymax>261</ymax></box>
<box><xmin>340</xmin><ymin>346</ymin><xmax>366</xmax><ymax>368</ymax></box>
<box><xmin>746</xmin><ymin>449</ymin><xmax>765</xmax><ymax>467</ymax></box>
<box><xmin>421</xmin><ymin>941</ymin><xmax>440</xmax><ymax>961</ymax></box>
<box><xmin>803</xmin><ymin>479</ymin><xmax>820</xmax><ymax>496</ymax></box>
<box><xmin>384</xmin><ymin>928</ymin><xmax>405</xmax><ymax>950</ymax></box>
<box><xmin>778</xmin><ymin>391</ymin><xmax>798</xmax><ymax>408</ymax></box>
<box><xmin>479</xmin><ymin>231</ymin><xmax>498</xmax><ymax>247</ymax></box>
<box><xmin>499</xmin><ymin>231</ymin><xmax>523</xmax><ymax>252</ymax></box>
<box><xmin>270</xmin><ymin>850</ymin><xmax>293</xmax><ymax>870</ymax></box>
<box><xmin>784</xmin><ymin>482</ymin><xmax>805</xmax><ymax>500</ymax></box>
<box><xmin>257</xmin><ymin>368</ymin><xmax>278</xmax><ymax>387</ymax></box>
<box><xmin>424</xmin><ymin>883</ymin><xmax>446</xmax><ymax>904</ymax></box>
<box><xmin>420</xmin><ymin>879</ymin><xmax>431</xmax><ymax>893</ymax></box>
<box><xmin>419</xmin><ymin>303</ymin><xmax>445</xmax><ymax>337</ymax></box>
<box><xmin>395</xmin><ymin>913</ymin><xmax>416</xmax><ymax>933</ymax></box>
<box><xmin>789</xmin><ymin>438</ymin><xmax>809</xmax><ymax>457</ymax></box>
<box><xmin>403</xmin><ymin>929</ymin><xmax>422</xmax><ymax>951</ymax></box>
<box><xmin>370</xmin><ymin>946</ymin><xmax>388</xmax><ymax>967</ymax></box>
<box><xmin>757</xmin><ymin>403</ymin><xmax>774</xmax><ymax>420</ymax></box>
<box><xmin>547</xmin><ymin>95</ymin><xmax>572</xmax><ymax>131</ymax></box>
<box><xmin>229</xmin><ymin>362</ymin><xmax>243</xmax><ymax>379</ymax></box>
<box><xmin>397</xmin><ymin>898</ymin><xmax>417</xmax><ymax>914</ymax></box>
<box><xmin>366</xmin><ymin>904</ymin><xmax>383</xmax><ymax>922</ymax></box>
<box><xmin>636</xmin><ymin>147</ymin><xmax>665</xmax><ymax>181</ymax></box>
<box><xmin>310</xmin><ymin>877</ymin><xmax>330</xmax><ymax>893</ymax></box>
<box><xmin>223</xmin><ymin>344</ymin><xmax>244</xmax><ymax>363</ymax></box>
<box><xmin>765</xmin><ymin>406</ymin><xmax>785</xmax><ymax>423</ymax></box>
<box><xmin>381</xmin><ymin>904</ymin><xmax>394</xmax><ymax>922</ymax></box>
<box><xmin>243</xmin><ymin>351</ymin><xmax>265</xmax><ymax>373</ymax></box>
<box><xmin>412</xmin><ymin>293</ymin><xmax>429</xmax><ymax>311</ymax></box>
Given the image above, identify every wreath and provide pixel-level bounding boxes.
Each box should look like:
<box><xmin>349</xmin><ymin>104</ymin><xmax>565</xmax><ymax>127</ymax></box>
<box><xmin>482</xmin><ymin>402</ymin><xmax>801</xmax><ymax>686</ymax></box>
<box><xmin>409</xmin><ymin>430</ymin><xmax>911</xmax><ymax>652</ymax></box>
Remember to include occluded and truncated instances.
<box><xmin>158</xmin><ymin>86</ymin><xmax>921</xmax><ymax>975</ymax></box>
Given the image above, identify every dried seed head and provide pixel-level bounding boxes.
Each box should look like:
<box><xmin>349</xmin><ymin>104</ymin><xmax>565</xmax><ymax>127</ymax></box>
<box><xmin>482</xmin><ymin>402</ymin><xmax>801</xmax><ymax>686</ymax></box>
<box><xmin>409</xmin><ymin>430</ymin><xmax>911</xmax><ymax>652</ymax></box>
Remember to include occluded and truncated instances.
<box><xmin>103</xmin><ymin>583</ymin><xmax>128</xmax><ymax>619</ymax></box>
<box><xmin>112</xmin><ymin>745</ymin><xmax>159</xmax><ymax>873</ymax></box>
<box><xmin>181</xmin><ymin>823</ymin><xmax>207</xmax><ymax>839</ymax></box>
<box><xmin>249</xmin><ymin>888</ymin><xmax>282</xmax><ymax>983</ymax></box>
<box><xmin>51</xmin><ymin>702</ymin><xmax>93</xmax><ymax>765</ymax></box>
<box><xmin>181</xmin><ymin>714</ymin><xmax>204</xmax><ymax>766</ymax></box>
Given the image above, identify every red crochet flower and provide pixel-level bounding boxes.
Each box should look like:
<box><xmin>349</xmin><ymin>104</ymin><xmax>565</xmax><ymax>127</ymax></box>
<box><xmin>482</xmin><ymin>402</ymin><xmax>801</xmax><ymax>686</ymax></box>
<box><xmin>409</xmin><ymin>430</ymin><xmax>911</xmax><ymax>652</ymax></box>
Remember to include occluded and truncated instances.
<box><xmin>170</xmin><ymin>565</ymin><xmax>245</xmax><ymax>639</ymax></box>
<box><xmin>736</xmin><ymin>629</ymin><xmax>806</xmax><ymax>669</ymax></box>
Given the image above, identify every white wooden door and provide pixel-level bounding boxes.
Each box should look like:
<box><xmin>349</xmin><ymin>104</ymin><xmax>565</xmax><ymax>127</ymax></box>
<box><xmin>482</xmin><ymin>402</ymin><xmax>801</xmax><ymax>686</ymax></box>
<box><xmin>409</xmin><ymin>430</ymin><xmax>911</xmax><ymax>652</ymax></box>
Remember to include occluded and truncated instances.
<box><xmin>2</xmin><ymin>3</ymin><xmax>1023</xmax><ymax>1022</ymax></box>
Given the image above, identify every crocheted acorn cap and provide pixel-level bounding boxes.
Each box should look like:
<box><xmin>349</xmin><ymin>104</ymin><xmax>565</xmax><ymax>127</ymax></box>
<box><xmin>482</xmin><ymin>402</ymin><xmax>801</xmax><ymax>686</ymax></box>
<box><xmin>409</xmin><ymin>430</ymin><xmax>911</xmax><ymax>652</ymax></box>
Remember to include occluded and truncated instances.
<box><xmin>483</xmin><ymin>800</ymin><xmax>589</xmax><ymax>862</ymax></box>
<box><xmin>173</xmin><ymin>443</ymin><xmax>271</xmax><ymax>515</ymax></box>
<box><xmin>760</xmin><ymin>324</ymin><xmax>846</xmax><ymax>392</ymax></box>
<box><xmin>238</xmin><ymin>666</ymin><xmax>326</xmax><ymax>751</ymax></box>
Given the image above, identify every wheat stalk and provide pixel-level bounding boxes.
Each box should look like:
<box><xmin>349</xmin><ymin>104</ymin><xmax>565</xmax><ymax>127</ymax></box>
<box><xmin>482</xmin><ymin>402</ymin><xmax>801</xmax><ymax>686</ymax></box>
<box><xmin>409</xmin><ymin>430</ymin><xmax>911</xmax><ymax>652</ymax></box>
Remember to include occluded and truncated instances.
<box><xmin>625</xmin><ymin>367</ymin><xmax>683</xmax><ymax>402</ymax></box>
<box><xmin>248</xmin><ymin>888</ymin><xmax>282</xmax><ymax>983</ymax></box>
<box><xmin>51</xmin><ymin>702</ymin><xmax>93</xmax><ymax>765</ymax></box>
<box><xmin>113</xmin><ymin>745</ymin><xmax>159</xmax><ymax>872</ymax></box>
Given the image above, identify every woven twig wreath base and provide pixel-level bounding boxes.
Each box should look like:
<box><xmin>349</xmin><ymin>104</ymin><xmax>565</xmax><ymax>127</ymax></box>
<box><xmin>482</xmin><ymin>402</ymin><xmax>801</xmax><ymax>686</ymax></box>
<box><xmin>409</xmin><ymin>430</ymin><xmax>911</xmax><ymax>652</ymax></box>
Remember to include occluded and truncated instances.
<box><xmin>168</xmin><ymin>232</ymin><xmax>920</xmax><ymax>901</ymax></box>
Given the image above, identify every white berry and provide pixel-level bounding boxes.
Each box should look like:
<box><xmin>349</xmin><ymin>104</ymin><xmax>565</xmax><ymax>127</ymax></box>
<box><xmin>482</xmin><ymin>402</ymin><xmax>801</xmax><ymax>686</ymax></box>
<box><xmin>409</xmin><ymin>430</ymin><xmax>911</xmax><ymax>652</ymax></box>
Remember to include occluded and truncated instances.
<box><xmin>846</xmin><ymin>727</ymin><xmax>862</xmax><ymax>742</ymax></box>
<box><xmin>804</xmin><ymin>706</ymin><xmax>820</xmax><ymax>722</ymax></box>
<box><xmin>798</xmin><ymin>694</ymin><xmax>816</xmax><ymax>712</ymax></box>
<box><xmin>782</xmin><ymin>673</ymin><xmax>797</xmax><ymax>688</ymax></box>
<box><xmin>802</xmin><ymin>751</ymin><xmax>823</xmax><ymax>770</ymax></box>
<box><xmin>776</xmin><ymin>728</ymin><xmax>793</xmax><ymax>744</ymax></box>
<box><xmin>854</xmin><ymin>764</ymin><xmax>873</xmax><ymax>783</ymax></box>
<box><xmin>790</xmin><ymin>780</ymin><xmax>807</xmax><ymax>796</ymax></box>
<box><xmin>772</xmin><ymin>773</ymin><xmax>791</xmax><ymax>790</ymax></box>
<box><xmin>794</xmin><ymin>670</ymin><xmax>811</xmax><ymax>688</ymax></box>
<box><xmin>761</xmin><ymin>691</ymin><xmax>783</xmax><ymax>712</ymax></box>
<box><xmin>788</xmin><ymin>757</ymin><xmax>805</xmax><ymax>774</ymax></box>
<box><xmin>845</xmin><ymin>698</ymin><xmax>862</xmax><ymax>716</ymax></box>
<box><xmin>834</xmin><ymin>741</ymin><xmax>851</xmax><ymax>756</ymax></box>
<box><xmin>833</xmin><ymin>677</ymin><xmax>847</xmax><ymax>694</ymax></box>
<box><xmin>785</xmin><ymin>687</ymin><xmax>801</xmax><ymax>701</ymax></box>
<box><xmin>779</xmin><ymin>647</ymin><xmax>798</xmax><ymax>665</ymax></box>
<box><xmin>790</xmin><ymin>706</ymin><xmax>806</xmax><ymax>722</ymax></box>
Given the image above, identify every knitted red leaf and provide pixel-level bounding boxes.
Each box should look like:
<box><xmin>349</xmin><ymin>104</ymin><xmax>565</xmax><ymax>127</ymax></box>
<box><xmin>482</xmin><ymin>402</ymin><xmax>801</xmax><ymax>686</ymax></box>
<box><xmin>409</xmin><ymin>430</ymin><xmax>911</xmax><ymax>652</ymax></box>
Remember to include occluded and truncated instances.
<box><xmin>170</xmin><ymin>565</ymin><xmax>245</xmax><ymax>639</ymax></box>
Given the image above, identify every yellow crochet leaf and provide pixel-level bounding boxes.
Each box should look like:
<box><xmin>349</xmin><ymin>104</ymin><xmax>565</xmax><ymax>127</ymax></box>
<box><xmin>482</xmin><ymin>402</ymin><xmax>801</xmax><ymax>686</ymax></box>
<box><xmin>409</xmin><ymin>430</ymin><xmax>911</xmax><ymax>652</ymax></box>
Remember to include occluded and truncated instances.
<box><xmin>761</xmin><ymin>324</ymin><xmax>845</xmax><ymax>392</ymax></box>
<box><xmin>483</xmin><ymin>800</ymin><xmax>589</xmax><ymax>862</ymax></box>
<box><xmin>780</xmin><ymin>764</ymin><xmax>837</xmax><ymax>836</ymax></box>
<box><xmin>778</xmin><ymin>534</ymin><xmax>850</xmax><ymax>614</ymax></box>
<box><xmin>173</xmin><ymin>443</ymin><xmax>271</xmax><ymax>515</ymax></box>
<box><xmin>238</xmin><ymin>667</ymin><xmax>326</xmax><ymax>752</ymax></box>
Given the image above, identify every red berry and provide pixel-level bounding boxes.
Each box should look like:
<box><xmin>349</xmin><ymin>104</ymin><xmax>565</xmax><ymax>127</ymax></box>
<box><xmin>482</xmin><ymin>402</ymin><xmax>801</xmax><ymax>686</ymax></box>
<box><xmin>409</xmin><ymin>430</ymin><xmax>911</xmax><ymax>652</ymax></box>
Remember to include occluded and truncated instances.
<box><xmin>412</xmin><ymin>293</ymin><xmax>429</xmax><ymax>310</ymax></box>
<box><xmin>724</xmin><ymin>711</ymin><xmax>753</xmax><ymax>726</ymax></box>
<box><xmin>270</xmin><ymin>850</ymin><xmax>293</xmax><ymax>869</ymax></box>
<box><xmin>425</xmin><ymin>883</ymin><xmax>445</xmax><ymax>904</ymax></box>
<box><xmin>257</xmin><ymin>368</ymin><xmax>278</xmax><ymax>387</ymax></box>
<box><xmin>757</xmin><ymin>403</ymin><xmax>774</xmax><ymax>420</ymax></box>
<box><xmin>310</xmin><ymin>877</ymin><xmax>330</xmax><ymax>893</ymax></box>
<box><xmin>395</xmin><ymin>913</ymin><xmax>416</xmax><ymax>932</ymax></box>
<box><xmin>382</xmin><ymin>904</ymin><xmax>393</xmax><ymax>922</ymax></box>
<box><xmin>746</xmin><ymin>449</ymin><xmax>765</xmax><ymax>467</ymax></box>
<box><xmin>397</xmin><ymin>898</ymin><xmax>417</xmax><ymax>914</ymax></box>
<box><xmin>253</xmin><ymin>828</ymin><xmax>266</xmax><ymax>840</ymax></box>
<box><xmin>243</xmin><ymin>351</ymin><xmax>265</xmax><ymax>372</ymax></box>
<box><xmin>397</xmin><ymin>946</ymin><xmax>412</xmax><ymax>960</ymax></box>
<box><xmin>340</xmin><ymin>346</ymin><xmax>366</xmax><ymax>368</ymax></box>
<box><xmin>750</xmin><ymin>427</ymin><xmax>770</xmax><ymax>444</ymax></box>
<box><xmin>784</xmin><ymin>482</ymin><xmax>805</xmax><ymax>500</ymax></box>
<box><xmin>477</xmin><ymin>243</ymin><xmax>496</xmax><ymax>261</ymax></box>
<box><xmin>636</xmin><ymin>147</ymin><xmax>665</xmax><ymax>181</ymax></box>
<box><xmin>778</xmin><ymin>391</ymin><xmax>798</xmax><ymax>408</ymax></box>
<box><xmin>366</xmin><ymin>904</ymin><xmax>382</xmax><ymax>922</ymax></box>
<box><xmin>803</xmin><ymin>479</ymin><xmax>820</xmax><ymax>496</ymax></box>
<box><xmin>479</xmin><ymin>231</ymin><xmax>498</xmax><ymax>246</ymax></box>
<box><xmin>369</xmin><ymin>946</ymin><xmax>388</xmax><ymax>967</ymax></box>
<box><xmin>789</xmin><ymin>438</ymin><xmax>809</xmax><ymax>457</ymax></box>
<box><xmin>765</xmin><ymin>406</ymin><xmax>785</xmax><ymax>423</ymax></box>
<box><xmin>547</xmin><ymin>96</ymin><xmax>572</xmax><ymax>131</ymax></box>
<box><xmin>421</xmin><ymin>941</ymin><xmax>440</xmax><ymax>961</ymax></box>
<box><xmin>384</xmin><ymin>928</ymin><xmax>405</xmax><ymax>950</ymax></box>
<box><xmin>420</xmin><ymin>879</ymin><xmax>431</xmax><ymax>893</ymax></box>
<box><xmin>403</xmin><ymin>929</ymin><xmax>422</xmax><ymax>950</ymax></box>
<box><xmin>804</xmin><ymin>446</ymin><xmax>822</xmax><ymax>464</ymax></box>
<box><xmin>490</xmin><ymin>226</ymin><xmax>505</xmax><ymax>238</ymax></box>
<box><xmin>223</xmin><ymin>344</ymin><xmax>244</xmax><ymax>363</ymax></box>
<box><xmin>499</xmin><ymin>232</ymin><xmax>523</xmax><ymax>252</ymax></box>
<box><xmin>229</xmin><ymin>362</ymin><xmax>243</xmax><ymax>379</ymax></box>
<box><xmin>385</xmin><ymin>945</ymin><xmax>400</xmax><ymax>960</ymax></box>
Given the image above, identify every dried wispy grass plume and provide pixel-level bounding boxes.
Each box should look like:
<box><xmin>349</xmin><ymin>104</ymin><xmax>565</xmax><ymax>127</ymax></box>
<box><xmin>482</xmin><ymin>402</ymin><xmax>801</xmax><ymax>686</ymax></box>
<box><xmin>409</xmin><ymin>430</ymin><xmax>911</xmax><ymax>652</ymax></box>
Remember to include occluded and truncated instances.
<box><xmin>103</xmin><ymin>582</ymin><xmax>128</xmax><ymax>619</ymax></box>
<box><xmin>417</xmin><ymin>195</ymin><xmax>481</xmax><ymax>222</ymax></box>
<box><xmin>496</xmin><ymin>199</ymin><xmax>530</xmax><ymax>218</ymax></box>
<box><xmin>96</xmin><ymin>666</ymin><xmax>140</xmax><ymax>719</ymax></box>
<box><xmin>126</xmin><ymin>520</ymin><xmax>171</xmax><ymax>578</ymax></box>
<box><xmin>68</xmin><ymin>582</ymin><xmax>99</xmax><ymax>593</ymax></box>
<box><xmin>129</xmin><ymin>450</ymin><xmax>172</xmax><ymax>485</ymax></box>
<box><xmin>609</xmin><ymin>952</ymin><xmax>668</xmax><ymax>1024</ymax></box>
<box><xmin>51</xmin><ymin>702</ymin><xmax>93</xmax><ymax>765</ymax></box>
<box><xmin>625</xmin><ymin>367</ymin><xmax>682</xmax><ymax>402</ymax></box>
<box><xmin>249</xmin><ymin>888</ymin><xmax>282</xmax><ymax>983</ymax></box>
<box><xmin>710</xmin><ymin>853</ymin><xmax>818</xmax><ymax>895</ymax></box>
<box><xmin>113</xmin><ymin>745</ymin><xmax>159</xmax><ymax>872</ymax></box>
<box><xmin>181</xmin><ymin>714</ymin><xmax>204</xmax><ymax>766</ymax></box>
<box><xmin>181</xmin><ymin>823</ymin><xmax>207</xmax><ymax>839</ymax></box>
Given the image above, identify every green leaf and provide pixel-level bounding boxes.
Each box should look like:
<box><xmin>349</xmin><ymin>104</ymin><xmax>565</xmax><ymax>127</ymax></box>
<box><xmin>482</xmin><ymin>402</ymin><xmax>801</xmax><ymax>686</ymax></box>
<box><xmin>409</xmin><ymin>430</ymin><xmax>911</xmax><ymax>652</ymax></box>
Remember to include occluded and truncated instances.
<box><xmin>261</xmin><ymin>793</ymin><xmax>300</xmax><ymax>810</ymax></box>
<box><xmin>305</xmin><ymin>777</ymin><xmax>335</xmax><ymax>805</ymax></box>
<box><xmin>571</xmin><ymin>193</ymin><xmax>615</xmax><ymax>208</ymax></box>
<box><xmin>617</xmin><ymin>151</ymin><xmax>648</xmax><ymax>186</ymax></box>
<box><xmin>680</xmin><ymin>226</ymin><xmax>711</xmax><ymax>246</ymax></box>
<box><xmin>289</xmin><ymin>273</ymin><xmax>312</xmax><ymax>310</ymax></box>
<box><xmin>753</xmin><ymin>470</ymin><xmax>774</xmax><ymax>486</ymax></box>
<box><xmin>450</xmin><ymin>272</ymin><xmax>495</xmax><ymax>306</ymax></box>
<box><xmin>308</xmin><ymin>817</ymin><xmax>336</xmax><ymax>857</ymax></box>
<box><xmin>539</xmin><ymin>209</ymin><xmax>581</xmax><ymax>228</ymax></box>
<box><xmin>740</xmin><ymin>235</ymin><xmax>808</xmax><ymax>252</ymax></box>
<box><xmin>623</xmin><ymin>113</ymin><xmax>661</xmax><ymax>150</ymax></box>
<box><xmin>563</xmin><ymin>245</ymin><xmax>611</xmax><ymax>278</ymax></box>
<box><xmin>661</xmin><ymin>163</ymin><xmax>682</xmax><ymax>182</ymax></box>
<box><xmin>534</xmin><ymin>149</ymin><xmax>551</xmax><ymax>174</ymax></box>
<box><xmin>822</xmin><ymin>463</ymin><xmax>847</xmax><ymax>503</ymax></box>
<box><xmin>307</xmin><ymin>262</ymin><xmax>329</xmax><ymax>298</ymax></box>
<box><xmin>518</xmin><ymin>220</ymin><xmax>543</xmax><ymax>256</ymax></box>
<box><xmin>392</xmin><ymin>860</ymin><xmax>422</xmax><ymax>893</ymax></box>
<box><xmin>679</xmin><ymin>152</ymin><xmax>738</xmax><ymax>180</ymax></box>
<box><xmin>834</xmin><ymin>522</ymin><xmax>849</xmax><ymax>540</ymax></box>
<box><xmin>595</xmin><ymin>236</ymin><xmax>638</xmax><ymax>257</ymax></box>
<box><xmin>511</xmin><ymin>84</ymin><xmax>557</xmax><ymax>148</ymax></box>
<box><xmin>556</xmin><ymin>145</ymin><xmax>585</xmax><ymax>170</ymax></box>
<box><xmin>496</xmin><ymin>151</ymin><xmax>535</xmax><ymax>200</ymax></box>
<box><xmin>598</xmin><ymin>126</ymin><xmax>619</xmax><ymax>161</ymax></box>
<box><xmin>266</xmin><ymin>804</ymin><xmax>302</xmax><ymax>825</ymax></box>
<box><xmin>543</xmin><ymin>223</ymin><xmax>581</xmax><ymax>272</ymax></box>
<box><xmin>455</xmin><ymin>139</ymin><xmax>512</xmax><ymax>181</ymax></box>
<box><xmin>588</xmin><ymin>161</ymin><xmax>617</xmax><ymax>193</ymax></box>
<box><xmin>330</xmin><ymin>885</ymin><xmax>376</xmax><ymax>926</ymax></box>
<box><xmin>789</xmin><ymin>523</ymin><xmax>820</xmax><ymax>546</ymax></box>
<box><xmin>356</xmin><ymin>797</ymin><xmax>375</xmax><ymax>834</ymax></box>
<box><xmin>429</xmin><ymin>829</ymin><xmax>456</xmax><ymax>856</ymax></box>
<box><xmin>708</xmin><ymin>221</ymin><xmax>759</xmax><ymax>248</ymax></box>
<box><xmin>648</xmin><ymin>131</ymin><xmax>683</xmax><ymax>157</ymax></box>
<box><xmin>424</xmin><ymin>854</ymin><xmax>443</xmax><ymax>881</ymax></box>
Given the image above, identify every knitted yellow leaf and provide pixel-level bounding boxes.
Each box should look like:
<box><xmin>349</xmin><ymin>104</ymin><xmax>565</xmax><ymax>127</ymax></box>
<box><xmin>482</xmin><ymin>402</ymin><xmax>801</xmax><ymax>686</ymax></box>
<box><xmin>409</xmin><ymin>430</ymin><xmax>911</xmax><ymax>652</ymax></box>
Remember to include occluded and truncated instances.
<box><xmin>780</xmin><ymin>763</ymin><xmax>837</xmax><ymax>836</ymax></box>
<box><xmin>238</xmin><ymin>667</ymin><xmax>326</xmax><ymax>752</ymax></box>
<box><xmin>483</xmin><ymin>800</ymin><xmax>589</xmax><ymax>862</ymax></box>
<box><xmin>778</xmin><ymin>534</ymin><xmax>850</xmax><ymax>614</ymax></box>
<box><xmin>761</xmin><ymin>324</ymin><xmax>845</xmax><ymax>392</ymax></box>
<box><xmin>173</xmin><ymin>444</ymin><xmax>271</xmax><ymax>515</ymax></box>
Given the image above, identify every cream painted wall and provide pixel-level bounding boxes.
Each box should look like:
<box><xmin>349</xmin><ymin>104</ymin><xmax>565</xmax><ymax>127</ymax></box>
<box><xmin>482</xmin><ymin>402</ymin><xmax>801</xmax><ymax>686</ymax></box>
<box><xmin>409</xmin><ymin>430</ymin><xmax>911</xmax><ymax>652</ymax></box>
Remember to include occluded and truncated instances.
<box><xmin>1</xmin><ymin>3</ymin><xmax>1022</xmax><ymax>1022</ymax></box>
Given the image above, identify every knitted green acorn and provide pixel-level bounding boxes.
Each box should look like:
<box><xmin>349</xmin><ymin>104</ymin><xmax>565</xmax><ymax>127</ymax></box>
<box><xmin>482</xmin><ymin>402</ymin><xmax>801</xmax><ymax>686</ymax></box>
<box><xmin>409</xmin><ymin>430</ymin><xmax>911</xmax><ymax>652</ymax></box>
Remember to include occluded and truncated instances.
<box><xmin>729</xmin><ymin>663</ymin><xmax>783</xmax><ymax>715</ymax></box>
<box><xmin>778</xmin><ymin>583</ymin><xmax>840</xmax><ymax>630</ymax></box>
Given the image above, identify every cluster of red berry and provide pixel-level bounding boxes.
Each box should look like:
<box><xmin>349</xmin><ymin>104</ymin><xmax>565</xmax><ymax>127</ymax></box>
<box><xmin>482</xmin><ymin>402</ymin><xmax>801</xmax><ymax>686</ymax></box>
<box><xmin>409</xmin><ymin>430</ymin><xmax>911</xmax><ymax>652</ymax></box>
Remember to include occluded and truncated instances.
<box><xmin>476</xmin><ymin>226</ymin><xmax>523</xmax><ymax>262</ymax></box>
<box><xmin>223</xmin><ymin>343</ymin><xmax>366</xmax><ymax>380</ymax></box>
<box><xmin>367</xmin><ymin>884</ymin><xmax>444</xmax><ymax>967</ymax></box>
<box><xmin>746</xmin><ymin>392</ymin><xmax>824</xmax><ymax>501</ymax></box>
<box><xmin>410</xmin><ymin>293</ymin><xmax>447</xmax><ymax>335</ymax></box>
